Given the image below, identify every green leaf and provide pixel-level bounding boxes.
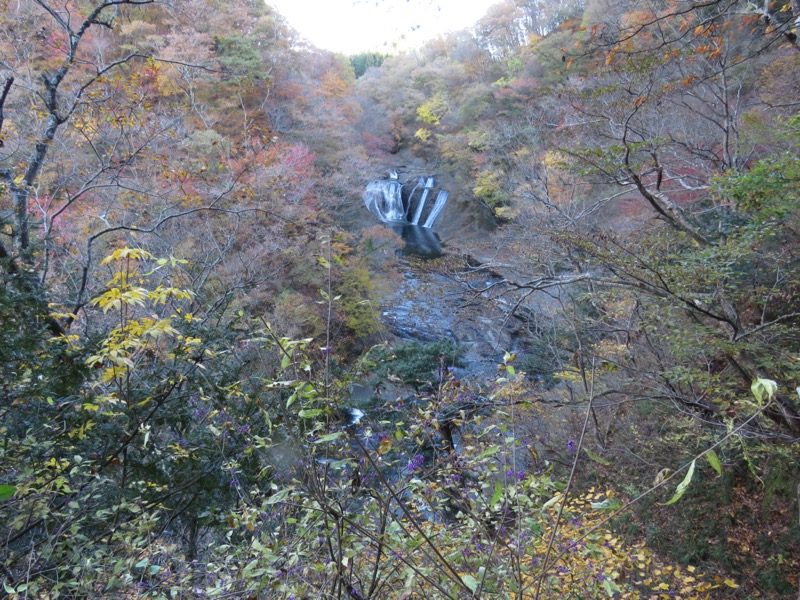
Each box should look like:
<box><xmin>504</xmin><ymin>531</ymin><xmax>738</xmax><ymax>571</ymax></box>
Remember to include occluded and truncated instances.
<box><xmin>590</xmin><ymin>498</ymin><xmax>622</xmax><ymax>511</ymax></box>
<box><xmin>491</xmin><ymin>481</ymin><xmax>503</xmax><ymax>506</ymax></box>
<box><xmin>751</xmin><ymin>378</ymin><xmax>777</xmax><ymax>404</ymax></box>
<box><xmin>265</xmin><ymin>488</ymin><xmax>291</xmax><ymax>505</ymax></box>
<box><xmin>706</xmin><ymin>449</ymin><xmax>722</xmax><ymax>477</ymax></box>
<box><xmin>603</xmin><ymin>578</ymin><xmax>622</xmax><ymax>596</ymax></box>
<box><xmin>542</xmin><ymin>494</ymin><xmax>561</xmax><ymax>510</ymax></box>
<box><xmin>584</xmin><ymin>448</ymin><xmax>612</xmax><ymax>466</ymax></box>
<box><xmin>297</xmin><ymin>409</ymin><xmax>325</xmax><ymax>418</ymax></box>
<box><xmin>314</xmin><ymin>432</ymin><xmax>343</xmax><ymax>443</ymax></box>
<box><xmin>662</xmin><ymin>459</ymin><xmax>695</xmax><ymax>506</ymax></box>
<box><xmin>317</xmin><ymin>256</ymin><xmax>331</xmax><ymax>269</ymax></box>
<box><xmin>0</xmin><ymin>485</ymin><xmax>16</xmax><ymax>502</ymax></box>
<box><xmin>477</xmin><ymin>445</ymin><xmax>499</xmax><ymax>459</ymax></box>
<box><xmin>461</xmin><ymin>574</ymin><xmax>479</xmax><ymax>593</ymax></box>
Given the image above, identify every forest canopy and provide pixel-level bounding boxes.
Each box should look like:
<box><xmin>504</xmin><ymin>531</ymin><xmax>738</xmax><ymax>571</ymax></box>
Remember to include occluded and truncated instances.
<box><xmin>1</xmin><ymin>0</ymin><xmax>799</xmax><ymax>597</ymax></box>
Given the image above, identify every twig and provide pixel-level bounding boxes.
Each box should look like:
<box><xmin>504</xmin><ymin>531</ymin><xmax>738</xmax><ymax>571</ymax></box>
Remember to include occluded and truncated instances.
<box><xmin>533</xmin><ymin>359</ymin><xmax>596</xmax><ymax>599</ymax></box>
<box><xmin>0</xmin><ymin>75</ymin><xmax>13</xmax><ymax>147</ymax></box>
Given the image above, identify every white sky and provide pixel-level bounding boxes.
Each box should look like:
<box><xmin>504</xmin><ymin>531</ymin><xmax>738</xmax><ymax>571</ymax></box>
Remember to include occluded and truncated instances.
<box><xmin>266</xmin><ymin>0</ymin><xmax>497</xmax><ymax>55</ymax></box>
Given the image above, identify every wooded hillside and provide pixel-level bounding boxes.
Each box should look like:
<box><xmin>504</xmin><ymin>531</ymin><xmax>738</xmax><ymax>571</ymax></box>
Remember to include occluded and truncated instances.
<box><xmin>1</xmin><ymin>0</ymin><xmax>798</xmax><ymax>597</ymax></box>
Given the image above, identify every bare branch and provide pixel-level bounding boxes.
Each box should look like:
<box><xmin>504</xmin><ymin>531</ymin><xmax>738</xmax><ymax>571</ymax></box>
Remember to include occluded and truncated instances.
<box><xmin>0</xmin><ymin>75</ymin><xmax>12</xmax><ymax>147</ymax></box>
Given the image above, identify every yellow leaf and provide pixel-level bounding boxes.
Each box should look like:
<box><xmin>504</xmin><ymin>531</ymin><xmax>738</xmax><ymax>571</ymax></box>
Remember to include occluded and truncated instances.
<box><xmin>723</xmin><ymin>579</ymin><xmax>739</xmax><ymax>588</ymax></box>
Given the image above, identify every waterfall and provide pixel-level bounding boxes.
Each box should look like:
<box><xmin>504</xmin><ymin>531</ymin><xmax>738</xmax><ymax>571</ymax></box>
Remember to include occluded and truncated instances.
<box><xmin>423</xmin><ymin>190</ymin><xmax>448</xmax><ymax>228</ymax></box>
<box><xmin>411</xmin><ymin>177</ymin><xmax>434</xmax><ymax>225</ymax></box>
<box><xmin>404</xmin><ymin>177</ymin><xmax>424</xmax><ymax>220</ymax></box>
<box><xmin>364</xmin><ymin>171</ymin><xmax>448</xmax><ymax>230</ymax></box>
<box><xmin>364</xmin><ymin>179</ymin><xmax>406</xmax><ymax>223</ymax></box>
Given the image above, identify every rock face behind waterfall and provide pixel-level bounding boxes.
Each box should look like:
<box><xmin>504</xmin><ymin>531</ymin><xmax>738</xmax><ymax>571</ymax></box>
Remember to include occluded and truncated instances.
<box><xmin>364</xmin><ymin>172</ymin><xmax>448</xmax><ymax>229</ymax></box>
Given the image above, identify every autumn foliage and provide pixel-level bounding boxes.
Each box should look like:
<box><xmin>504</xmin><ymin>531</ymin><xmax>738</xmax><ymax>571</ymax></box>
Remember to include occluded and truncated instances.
<box><xmin>1</xmin><ymin>0</ymin><xmax>799</xmax><ymax>597</ymax></box>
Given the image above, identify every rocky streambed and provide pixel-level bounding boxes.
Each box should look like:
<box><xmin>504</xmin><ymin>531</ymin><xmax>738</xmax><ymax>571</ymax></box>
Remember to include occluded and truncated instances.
<box><xmin>380</xmin><ymin>254</ymin><xmax>518</xmax><ymax>381</ymax></box>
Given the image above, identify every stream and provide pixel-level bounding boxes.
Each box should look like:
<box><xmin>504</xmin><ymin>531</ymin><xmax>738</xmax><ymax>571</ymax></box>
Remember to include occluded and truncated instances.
<box><xmin>364</xmin><ymin>170</ymin><xmax>517</xmax><ymax>382</ymax></box>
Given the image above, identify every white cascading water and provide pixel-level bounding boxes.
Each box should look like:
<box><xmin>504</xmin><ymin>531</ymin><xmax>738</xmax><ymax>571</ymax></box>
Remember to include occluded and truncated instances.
<box><xmin>411</xmin><ymin>177</ymin><xmax>434</xmax><ymax>225</ymax></box>
<box><xmin>364</xmin><ymin>172</ymin><xmax>449</xmax><ymax>229</ymax></box>
<box><xmin>404</xmin><ymin>177</ymin><xmax>425</xmax><ymax>220</ymax></box>
<box><xmin>363</xmin><ymin>179</ymin><xmax>406</xmax><ymax>223</ymax></box>
<box><xmin>423</xmin><ymin>190</ymin><xmax>448</xmax><ymax>228</ymax></box>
